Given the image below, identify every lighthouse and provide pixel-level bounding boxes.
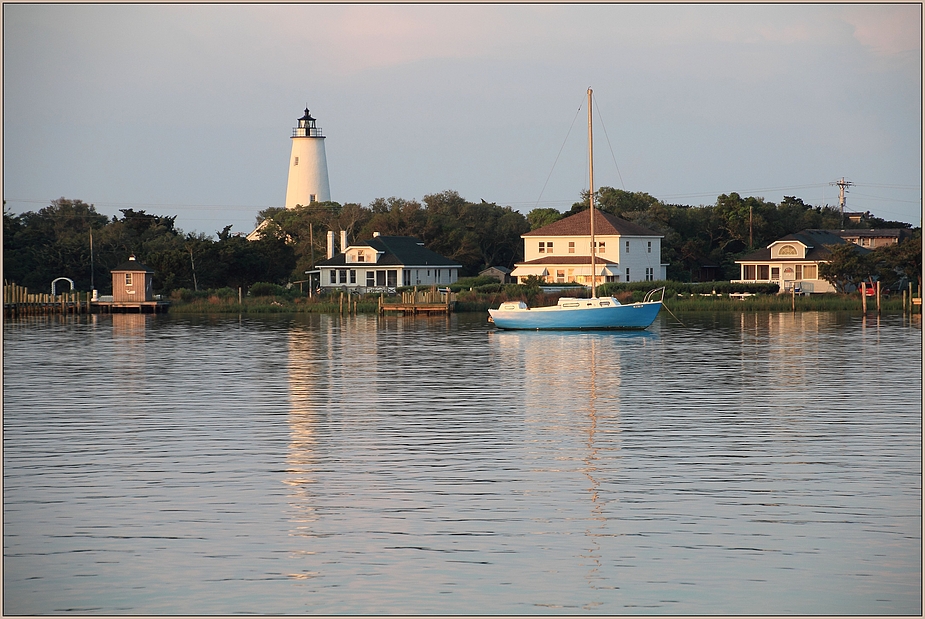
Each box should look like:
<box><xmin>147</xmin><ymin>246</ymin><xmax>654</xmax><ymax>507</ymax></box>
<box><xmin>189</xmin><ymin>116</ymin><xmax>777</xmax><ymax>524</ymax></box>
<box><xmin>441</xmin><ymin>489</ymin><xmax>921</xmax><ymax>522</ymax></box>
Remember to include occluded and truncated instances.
<box><xmin>284</xmin><ymin>107</ymin><xmax>331</xmax><ymax>208</ymax></box>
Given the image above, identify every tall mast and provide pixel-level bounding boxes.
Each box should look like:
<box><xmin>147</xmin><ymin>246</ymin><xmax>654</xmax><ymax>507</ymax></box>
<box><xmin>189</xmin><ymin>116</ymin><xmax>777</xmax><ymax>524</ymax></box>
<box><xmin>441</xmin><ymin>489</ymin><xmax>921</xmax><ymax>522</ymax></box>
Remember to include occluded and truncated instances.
<box><xmin>588</xmin><ymin>87</ymin><xmax>596</xmax><ymax>298</ymax></box>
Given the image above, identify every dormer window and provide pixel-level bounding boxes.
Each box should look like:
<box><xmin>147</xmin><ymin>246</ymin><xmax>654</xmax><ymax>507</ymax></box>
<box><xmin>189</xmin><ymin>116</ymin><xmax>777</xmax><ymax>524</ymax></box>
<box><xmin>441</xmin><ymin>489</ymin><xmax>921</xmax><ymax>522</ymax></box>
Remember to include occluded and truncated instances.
<box><xmin>778</xmin><ymin>244</ymin><xmax>798</xmax><ymax>256</ymax></box>
<box><xmin>357</xmin><ymin>250</ymin><xmax>366</xmax><ymax>263</ymax></box>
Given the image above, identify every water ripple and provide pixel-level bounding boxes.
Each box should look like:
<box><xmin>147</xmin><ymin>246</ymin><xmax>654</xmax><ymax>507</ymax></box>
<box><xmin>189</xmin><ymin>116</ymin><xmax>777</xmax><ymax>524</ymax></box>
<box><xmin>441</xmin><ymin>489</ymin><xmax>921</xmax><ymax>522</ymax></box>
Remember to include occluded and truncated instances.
<box><xmin>3</xmin><ymin>311</ymin><xmax>921</xmax><ymax>614</ymax></box>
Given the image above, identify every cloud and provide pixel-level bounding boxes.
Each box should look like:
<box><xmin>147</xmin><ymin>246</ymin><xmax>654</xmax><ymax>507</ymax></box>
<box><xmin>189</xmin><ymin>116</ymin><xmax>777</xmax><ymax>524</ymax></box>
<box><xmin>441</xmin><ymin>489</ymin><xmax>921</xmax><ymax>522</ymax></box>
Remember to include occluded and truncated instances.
<box><xmin>844</xmin><ymin>4</ymin><xmax>922</xmax><ymax>55</ymax></box>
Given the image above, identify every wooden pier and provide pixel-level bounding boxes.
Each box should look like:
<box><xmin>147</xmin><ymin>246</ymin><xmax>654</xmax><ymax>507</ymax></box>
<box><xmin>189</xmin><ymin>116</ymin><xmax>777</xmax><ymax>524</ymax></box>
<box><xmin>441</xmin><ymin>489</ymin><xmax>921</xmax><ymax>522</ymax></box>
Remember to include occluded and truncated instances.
<box><xmin>378</xmin><ymin>287</ymin><xmax>456</xmax><ymax>315</ymax></box>
<box><xmin>4</xmin><ymin>284</ymin><xmax>93</xmax><ymax>317</ymax></box>
<box><xmin>4</xmin><ymin>284</ymin><xmax>169</xmax><ymax>316</ymax></box>
<box><xmin>91</xmin><ymin>299</ymin><xmax>171</xmax><ymax>313</ymax></box>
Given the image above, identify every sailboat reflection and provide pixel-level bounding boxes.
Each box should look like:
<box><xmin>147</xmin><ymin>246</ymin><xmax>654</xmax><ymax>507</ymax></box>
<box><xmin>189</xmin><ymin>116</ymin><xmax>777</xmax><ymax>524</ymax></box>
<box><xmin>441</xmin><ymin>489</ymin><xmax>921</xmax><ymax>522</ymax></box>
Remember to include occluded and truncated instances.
<box><xmin>495</xmin><ymin>329</ymin><xmax>655</xmax><ymax>602</ymax></box>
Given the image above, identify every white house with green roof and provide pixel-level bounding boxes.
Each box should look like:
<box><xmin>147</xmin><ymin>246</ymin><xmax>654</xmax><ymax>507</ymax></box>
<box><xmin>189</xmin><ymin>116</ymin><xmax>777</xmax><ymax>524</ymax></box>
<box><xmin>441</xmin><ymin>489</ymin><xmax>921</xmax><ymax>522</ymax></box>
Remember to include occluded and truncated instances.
<box><xmin>315</xmin><ymin>234</ymin><xmax>461</xmax><ymax>291</ymax></box>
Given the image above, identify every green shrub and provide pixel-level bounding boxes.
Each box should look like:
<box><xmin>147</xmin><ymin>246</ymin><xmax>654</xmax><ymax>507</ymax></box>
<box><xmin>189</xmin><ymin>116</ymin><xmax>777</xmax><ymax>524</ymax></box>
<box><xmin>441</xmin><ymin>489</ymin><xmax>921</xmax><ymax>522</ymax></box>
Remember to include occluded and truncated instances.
<box><xmin>451</xmin><ymin>276</ymin><xmax>500</xmax><ymax>291</ymax></box>
<box><xmin>475</xmin><ymin>283</ymin><xmax>504</xmax><ymax>293</ymax></box>
<box><xmin>249</xmin><ymin>282</ymin><xmax>284</xmax><ymax>297</ymax></box>
<box><xmin>598</xmin><ymin>280</ymin><xmax>779</xmax><ymax>297</ymax></box>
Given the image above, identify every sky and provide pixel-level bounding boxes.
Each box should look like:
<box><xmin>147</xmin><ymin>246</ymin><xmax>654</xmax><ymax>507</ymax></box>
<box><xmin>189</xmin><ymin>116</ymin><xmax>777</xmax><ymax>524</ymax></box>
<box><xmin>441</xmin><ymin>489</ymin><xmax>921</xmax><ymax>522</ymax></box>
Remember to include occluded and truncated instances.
<box><xmin>3</xmin><ymin>3</ymin><xmax>922</xmax><ymax>237</ymax></box>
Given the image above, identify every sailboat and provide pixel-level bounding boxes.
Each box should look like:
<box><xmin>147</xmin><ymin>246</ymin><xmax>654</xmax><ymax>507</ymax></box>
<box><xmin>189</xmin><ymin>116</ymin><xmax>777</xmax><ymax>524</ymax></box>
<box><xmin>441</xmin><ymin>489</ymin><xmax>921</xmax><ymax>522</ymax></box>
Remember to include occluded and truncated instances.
<box><xmin>488</xmin><ymin>88</ymin><xmax>664</xmax><ymax>330</ymax></box>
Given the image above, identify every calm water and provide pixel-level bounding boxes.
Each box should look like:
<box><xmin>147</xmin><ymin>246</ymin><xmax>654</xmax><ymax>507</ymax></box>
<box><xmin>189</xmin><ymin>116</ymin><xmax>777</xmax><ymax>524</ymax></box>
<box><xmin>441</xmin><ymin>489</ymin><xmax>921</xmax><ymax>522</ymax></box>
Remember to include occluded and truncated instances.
<box><xmin>3</xmin><ymin>310</ymin><xmax>921</xmax><ymax>615</ymax></box>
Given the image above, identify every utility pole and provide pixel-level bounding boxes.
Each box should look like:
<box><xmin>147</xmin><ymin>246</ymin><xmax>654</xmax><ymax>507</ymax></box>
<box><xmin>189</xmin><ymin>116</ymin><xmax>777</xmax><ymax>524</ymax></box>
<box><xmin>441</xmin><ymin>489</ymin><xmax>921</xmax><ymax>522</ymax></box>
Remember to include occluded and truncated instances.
<box><xmin>188</xmin><ymin>246</ymin><xmax>198</xmax><ymax>292</ymax></box>
<box><xmin>830</xmin><ymin>177</ymin><xmax>854</xmax><ymax>228</ymax></box>
<box><xmin>749</xmin><ymin>205</ymin><xmax>753</xmax><ymax>248</ymax></box>
<box><xmin>89</xmin><ymin>229</ymin><xmax>95</xmax><ymax>292</ymax></box>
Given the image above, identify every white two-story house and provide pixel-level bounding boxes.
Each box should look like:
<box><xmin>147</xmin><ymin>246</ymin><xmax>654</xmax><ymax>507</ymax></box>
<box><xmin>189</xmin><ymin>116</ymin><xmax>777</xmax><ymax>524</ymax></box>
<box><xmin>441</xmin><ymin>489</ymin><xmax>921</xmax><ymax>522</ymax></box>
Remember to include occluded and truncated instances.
<box><xmin>511</xmin><ymin>208</ymin><xmax>667</xmax><ymax>285</ymax></box>
<box><xmin>315</xmin><ymin>233</ymin><xmax>461</xmax><ymax>292</ymax></box>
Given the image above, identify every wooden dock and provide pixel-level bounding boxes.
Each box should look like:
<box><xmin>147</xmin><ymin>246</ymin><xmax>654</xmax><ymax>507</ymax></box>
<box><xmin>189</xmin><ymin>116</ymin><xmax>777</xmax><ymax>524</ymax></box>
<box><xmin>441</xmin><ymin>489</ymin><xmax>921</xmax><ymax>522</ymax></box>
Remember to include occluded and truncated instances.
<box><xmin>4</xmin><ymin>284</ymin><xmax>93</xmax><ymax>317</ymax></box>
<box><xmin>378</xmin><ymin>287</ymin><xmax>456</xmax><ymax>315</ymax></box>
<box><xmin>4</xmin><ymin>284</ymin><xmax>169</xmax><ymax>316</ymax></box>
<box><xmin>91</xmin><ymin>300</ymin><xmax>171</xmax><ymax>313</ymax></box>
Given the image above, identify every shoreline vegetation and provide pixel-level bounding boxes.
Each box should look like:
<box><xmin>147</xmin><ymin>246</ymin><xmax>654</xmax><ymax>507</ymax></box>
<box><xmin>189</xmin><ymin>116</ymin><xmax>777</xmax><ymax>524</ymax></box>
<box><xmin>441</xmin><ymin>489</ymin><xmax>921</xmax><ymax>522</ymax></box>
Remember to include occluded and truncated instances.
<box><xmin>167</xmin><ymin>278</ymin><xmax>920</xmax><ymax>315</ymax></box>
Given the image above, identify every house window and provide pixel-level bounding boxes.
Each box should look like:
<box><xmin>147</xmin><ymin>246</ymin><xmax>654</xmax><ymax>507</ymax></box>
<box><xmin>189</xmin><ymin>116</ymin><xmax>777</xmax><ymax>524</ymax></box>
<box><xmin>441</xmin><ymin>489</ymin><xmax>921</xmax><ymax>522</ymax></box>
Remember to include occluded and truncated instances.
<box><xmin>625</xmin><ymin>241</ymin><xmax>630</xmax><ymax>253</ymax></box>
<box><xmin>329</xmin><ymin>270</ymin><xmax>336</xmax><ymax>285</ymax></box>
<box><xmin>804</xmin><ymin>265</ymin><xmax>817</xmax><ymax>279</ymax></box>
<box><xmin>568</xmin><ymin>242</ymin><xmax>575</xmax><ymax>254</ymax></box>
<box><xmin>357</xmin><ymin>250</ymin><xmax>365</xmax><ymax>262</ymax></box>
<box><xmin>125</xmin><ymin>273</ymin><xmax>133</xmax><ymax>286</ymax></box>
<box><xmin>339</xmin><ymin>269</ymin><xmax>347</xmax><ymax>284</ymax></box>
<box><xmin>861</xmin><ymin>237</ymin><xmax>871</xmax><ymax>247</ymax></box>
<box><xmin>376</xmin><ymin>270</ymin><xmax>386</xmax><ymax>286</ymax></box>
<box><xmin>646</xmin><ymin>267</ymin><xmax>654</xmax><ymax>281</ymax></box>
<box><xmin>597</xmin><ymin>241</ymin><xmax>605</xmax><ymax>254</ymax></box>
<box><xmin>403</xmin><ymin>270</ymin><xmax>411</xmax><ymax>286</ymax></box>
<box><xmin>387</xmin><ymin>270</ymin><xmax>397</xmax><ymax>287</ymax></box>
<box><xmin>647</xmin><ymin>241</ymin><xmax>652</xmax><ymax>253</ymax></box>
<box><xmin>779</xmin><ymin>244</ymin><xmax>798</xmax><ymax>256</ymax></box>
<box><xmin>309</xmin><ymin>194</ymin><xmax>316</xmax><ymax>203</ymax></box>
<box><xmin>350</xmin><ymin>270</ymin><xmax>356</xmax><ymax>284</ymax></box>
<box><xmin>744</xmin><ymin>265</ymin><xmax>756</xmax><ymax>280</ymax></box>
<box><xmin>757</xmin><ymin>265</ymin><xmax>770</xmax><ymax>280</ymax></box>
<box><xmin>771</xmin><ymin>267</ymin><xmax>780</xmax><ymax>280</ymax></box>
<box><xmin>539</xmin><ymin>242</ymin><xmax>545</xmax><ymax>253</ymax></box>
<box><xmin>625</xmin><ymin>268</ymin><xmax>630</xmax><ymax>281</ymax></box>
<box><xmin>294</xmin><ymin>156</ymin><xmax>299</xmax><ymax>166</ymax></box>
<box><xmin>556</xmin><ymin>269</ymin><xmax>565</xmax><ymax>283</ymax></box>
<box><xmin>367</xmin><ymin>271</ymin><xmax>375</xmax><ymax>287</ymax></box>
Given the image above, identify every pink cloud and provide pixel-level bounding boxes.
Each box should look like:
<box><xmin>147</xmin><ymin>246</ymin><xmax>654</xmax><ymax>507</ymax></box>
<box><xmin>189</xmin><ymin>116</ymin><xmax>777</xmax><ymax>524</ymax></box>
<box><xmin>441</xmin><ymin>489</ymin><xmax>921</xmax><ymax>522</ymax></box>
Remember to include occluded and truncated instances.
<box><xmin>845</xmin><ymin>5</ymin><xmax>921</xmax><ymax>55</ymax></box>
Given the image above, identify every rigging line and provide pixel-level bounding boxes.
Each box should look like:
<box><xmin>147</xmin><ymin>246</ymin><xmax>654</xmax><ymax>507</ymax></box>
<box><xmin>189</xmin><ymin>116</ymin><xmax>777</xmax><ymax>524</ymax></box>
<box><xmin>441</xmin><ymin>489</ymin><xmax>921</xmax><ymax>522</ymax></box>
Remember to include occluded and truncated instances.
<box><xmin>591</xmin><ymin>93</ymin><xmax>625</xmax><ymax>192</ymax></box>
<box><xmin>534</xmin><ymin>93</ymin><xmax>586</xmax><ymax>212</ymax></box>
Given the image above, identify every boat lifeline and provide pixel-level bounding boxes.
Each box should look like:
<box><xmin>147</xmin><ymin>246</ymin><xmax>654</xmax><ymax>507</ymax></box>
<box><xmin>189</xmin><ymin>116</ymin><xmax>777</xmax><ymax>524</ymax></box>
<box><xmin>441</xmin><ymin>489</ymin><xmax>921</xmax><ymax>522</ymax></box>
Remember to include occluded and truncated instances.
<box><xmin>488</xmin><ymin>88</ymin><xmax>664</xmax><ymax>330</ymax></box>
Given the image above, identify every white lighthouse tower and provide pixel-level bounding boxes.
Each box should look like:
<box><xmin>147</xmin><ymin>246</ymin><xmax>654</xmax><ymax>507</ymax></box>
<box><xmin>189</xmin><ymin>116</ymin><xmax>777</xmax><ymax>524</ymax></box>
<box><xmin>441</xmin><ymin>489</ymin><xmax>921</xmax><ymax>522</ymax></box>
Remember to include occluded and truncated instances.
<box><xmin>284</xmin><ymin>107</ymin><xmax>331</xmax><ymax>208</ymax></box>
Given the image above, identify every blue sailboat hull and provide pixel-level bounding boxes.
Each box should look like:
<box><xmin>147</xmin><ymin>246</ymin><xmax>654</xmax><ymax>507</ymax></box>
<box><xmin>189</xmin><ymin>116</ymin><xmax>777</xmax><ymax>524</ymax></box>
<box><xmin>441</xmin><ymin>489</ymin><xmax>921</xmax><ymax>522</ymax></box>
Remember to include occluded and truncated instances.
<box><xmin>489</xmin><ymin>299</ymin><xmax>662</xmax><ymax>330</ymax></box>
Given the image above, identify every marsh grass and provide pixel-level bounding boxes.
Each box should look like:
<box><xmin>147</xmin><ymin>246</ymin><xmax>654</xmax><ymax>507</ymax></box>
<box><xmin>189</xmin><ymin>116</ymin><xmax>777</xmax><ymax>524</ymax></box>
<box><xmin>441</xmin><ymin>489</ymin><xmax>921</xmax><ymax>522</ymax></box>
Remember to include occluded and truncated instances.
<box><xmin>169</xmin><ymin>295</ymin><xmax>379</xmax><ymax>314</ymax></box>
<box><xmin>169</xmin><ymin>289</ymin><xmax>913</xmax><ymax>315</ymax></box>
<box><xmin>665</xmin><ymin>293</ymin><xmax>907</xmax><ymax>312</ymax></box>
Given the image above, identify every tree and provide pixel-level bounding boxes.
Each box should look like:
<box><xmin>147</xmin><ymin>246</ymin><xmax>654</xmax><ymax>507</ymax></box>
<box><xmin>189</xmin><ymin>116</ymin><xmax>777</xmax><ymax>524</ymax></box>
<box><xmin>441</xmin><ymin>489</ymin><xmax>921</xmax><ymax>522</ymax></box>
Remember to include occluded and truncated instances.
<box><xmin>3</xmin><ymin>198</ymin><xmax>110</xmax><ymax>291</ymax></box>
<box><xmin>420</xmin><ymin>191</ymin><xmax>529</xmax><ymax>274</ymax></box>
<box><xmin>567</xmin><ymin>187</ymin><xmax>660</xmax><ymax>218</ymax></box>
<box><xmin>818</xmin><ymin>244</ymin><xmax>873</xmax><ymax>293</ymax></box>
<box><xmin>526</xmin><ymin>208</ymin><xmax>564</xmax><ymax>230</ymax></box>
<box><xmin>868</xmin><ymin>233</ymin><xmax>923</xmax><ymax>289</ymax></box>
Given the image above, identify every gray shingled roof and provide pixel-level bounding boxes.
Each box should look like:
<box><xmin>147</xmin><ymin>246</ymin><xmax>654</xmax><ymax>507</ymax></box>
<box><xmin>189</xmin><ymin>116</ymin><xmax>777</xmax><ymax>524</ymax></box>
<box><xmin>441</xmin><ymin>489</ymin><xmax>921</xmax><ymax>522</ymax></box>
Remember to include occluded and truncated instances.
<box><xmin>524</xmin><ymin>208</ymin><xmax>662</xmax><ymax>237</ymax></box>
<box><xmin>112</xmin><ymin>257</ymin><xmax>154</xmax><ymax>272</ymax></box>
<box><xmin>316</xmin><ymin>236</ymin><xmax>461</xmax><ymax>268</ymax></box>
<box><xmin>736</xmin><ymin>229</ymin><xmax>870</xmax><ymax>262</ymax></box>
